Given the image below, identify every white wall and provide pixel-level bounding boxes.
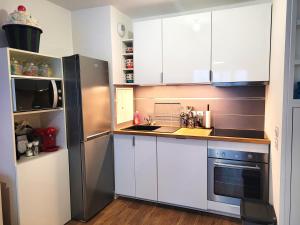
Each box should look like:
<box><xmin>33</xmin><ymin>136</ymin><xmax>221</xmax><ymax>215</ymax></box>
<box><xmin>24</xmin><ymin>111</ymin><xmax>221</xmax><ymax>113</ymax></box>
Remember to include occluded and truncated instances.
<box><xmin>265</xmin><ymin>0</ymin><xmax>288</xmax><ymax>224</ymax></box>
<box><xmin>0</xmin><ymin>0</ymin><xmax>73</xmax><ymax>57</ymax></box>
<box><xmin>72</xmin><ymin>6</ymin><xmax>112</xmax><ymax>62</ymax></box>
<box><xmin>71</xmin><ymin>5</ymin><xmax>132</xmax><ymax>83</ymax></box>
<box><xmin>71</xmin><ymin>6</ymin><xmax>132</xmax><ymax>127</ymax></box>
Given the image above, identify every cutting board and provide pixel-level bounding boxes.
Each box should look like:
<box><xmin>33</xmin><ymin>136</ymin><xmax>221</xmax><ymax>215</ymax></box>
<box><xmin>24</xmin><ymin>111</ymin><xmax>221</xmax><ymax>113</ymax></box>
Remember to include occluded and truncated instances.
<box><xmin>174</xmin><ymin>128</ymin><xmax>212</xmax><ymax>137</ymax></box>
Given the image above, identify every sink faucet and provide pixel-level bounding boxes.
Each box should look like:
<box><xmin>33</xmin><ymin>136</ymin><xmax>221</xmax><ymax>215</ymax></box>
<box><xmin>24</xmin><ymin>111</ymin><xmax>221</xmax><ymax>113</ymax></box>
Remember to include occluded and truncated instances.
<box><xmin>145</xmin><ymin>115</ymin><xmax>155</xmax><ymax>125</ymax></box>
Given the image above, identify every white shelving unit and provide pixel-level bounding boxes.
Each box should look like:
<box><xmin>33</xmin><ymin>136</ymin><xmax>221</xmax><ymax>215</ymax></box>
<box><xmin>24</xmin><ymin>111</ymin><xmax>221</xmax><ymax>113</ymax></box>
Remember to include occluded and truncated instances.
<box><xmin>11</xmin><ymin>74</ymin><xmax>63</xmax><ymax>80</ymax></box>
<box><xmin>122</xmin><ymin>53</ymin><xmax>133</xmax><ymax>56</ymax></box>
<box><xmin>285</xmin><ymin>1</ymin><xmax>300</xmax><ymax>225</ymax></box>
<box><xmin>121</xmin><ymin>39</ymin><xmax>134</xmax><ymax>83</ymax></box>
<box><xmin>0</xmin><ymin>48</ymin><xmax>71</xmax><ymax>225</ymax></box>
<box><xmin>13</xmin><ymin>108</ymin><xmax>64</xmax><ymax>116</ymax></box>
<box><xmin>0</xmin><ymin>185</ymin><xmax>2</xmax><ymax>225</ymax></box>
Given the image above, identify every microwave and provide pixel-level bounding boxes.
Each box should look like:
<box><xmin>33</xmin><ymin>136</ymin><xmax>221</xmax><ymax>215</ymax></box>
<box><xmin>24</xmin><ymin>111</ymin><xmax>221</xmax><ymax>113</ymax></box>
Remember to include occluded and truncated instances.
<box><xmin>12</xmin><ymin>78</ymin><xmax>63</xmax><ymax>112</ymax></box>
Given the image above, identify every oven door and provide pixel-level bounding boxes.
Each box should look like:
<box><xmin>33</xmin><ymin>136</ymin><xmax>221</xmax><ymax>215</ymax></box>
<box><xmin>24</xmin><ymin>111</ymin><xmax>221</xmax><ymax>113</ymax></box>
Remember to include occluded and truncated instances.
<box><xmin>12</xmin><ymin>79</ymin><xmax>60</xmax><ymax>112</ymax></box>
<box><xmin>208</xmin><ymin>158</ymin><xmax>269</xmax><ymax>206</ymax></box>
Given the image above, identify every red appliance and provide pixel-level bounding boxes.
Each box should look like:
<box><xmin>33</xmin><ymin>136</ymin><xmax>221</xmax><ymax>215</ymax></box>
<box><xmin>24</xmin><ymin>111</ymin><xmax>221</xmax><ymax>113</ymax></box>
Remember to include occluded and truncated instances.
<box><xmin>34</xmin><ymin>127</ymin><xmax>59</xmax><ymax>152</ymax></box>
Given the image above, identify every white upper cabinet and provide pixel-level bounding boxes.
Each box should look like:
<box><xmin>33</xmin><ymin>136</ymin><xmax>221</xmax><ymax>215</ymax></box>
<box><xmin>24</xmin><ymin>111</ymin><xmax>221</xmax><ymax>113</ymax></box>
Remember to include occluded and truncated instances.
<box><xmin>211</xmin><ymin>3</ymin><xmax>272</xmax><ymax>83</ymax></box>
<box><xmin>134</xmin><ymin>19</ymin><xmax>163</xmax><ymax>84</ymax></box>
<box><xmin>162</xmin><ymin>12</ymin><xmax>211</xmax><ymax>84</ymax></box>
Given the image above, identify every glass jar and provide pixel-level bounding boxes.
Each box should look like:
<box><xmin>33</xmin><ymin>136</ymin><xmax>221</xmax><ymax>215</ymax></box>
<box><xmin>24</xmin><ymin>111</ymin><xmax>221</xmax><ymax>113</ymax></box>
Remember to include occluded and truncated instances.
<box><xmin>23</xmin><ymin>62</ymin><xmax>38</xmax><ymax>76</ymax></box>
<box><xmin>125</xmin><ymin>73</ymin><xmax>134</xmax><ymax>83</ymax></box>
<box><xmin>10</xmin><ymin>59</ymin><xmax>23</xmax><ymax>75</ymax></box>
<box><xmin>38</xmin><ymin>63</ymin><xmax>50</xmax><ymax>77</ymax></box>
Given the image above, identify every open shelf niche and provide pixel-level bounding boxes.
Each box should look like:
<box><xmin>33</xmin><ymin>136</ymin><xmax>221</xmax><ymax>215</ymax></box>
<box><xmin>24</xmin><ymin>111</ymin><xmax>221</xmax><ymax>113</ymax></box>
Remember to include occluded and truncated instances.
<box><xmin>9</xmin><ymin>48</ymin><xmax>63</xmax><ymax>79</ymax></box>
<box><xmin>14</xmin><ymin>110</ymin><xmax>67</xmax><ymax>165</ymax></box>
<box><xmin>121</xmin><ymin>39</ymin><xmax>134</xmax><ymax>83</ymax></box>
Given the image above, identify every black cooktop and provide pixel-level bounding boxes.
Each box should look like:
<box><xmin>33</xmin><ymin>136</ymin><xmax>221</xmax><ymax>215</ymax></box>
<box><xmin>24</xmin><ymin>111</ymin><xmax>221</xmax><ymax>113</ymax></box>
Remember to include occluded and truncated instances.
<box><xmin>211</xmin><ymin>129</ymin><xmax>265</xmax><ymax>139</ymax></box>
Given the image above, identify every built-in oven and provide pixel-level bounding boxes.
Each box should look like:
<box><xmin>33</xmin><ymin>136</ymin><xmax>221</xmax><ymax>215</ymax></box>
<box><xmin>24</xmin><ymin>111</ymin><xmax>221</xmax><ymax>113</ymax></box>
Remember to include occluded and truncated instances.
<box><xmin>208</xmin><ymin>148</ymin><xmax>269</xmax><ymax>206</ymax></box>
<box><xmin>11</xmin><ymin>78</ymin><xmax>63</xmax><ymax>112</ymax></box>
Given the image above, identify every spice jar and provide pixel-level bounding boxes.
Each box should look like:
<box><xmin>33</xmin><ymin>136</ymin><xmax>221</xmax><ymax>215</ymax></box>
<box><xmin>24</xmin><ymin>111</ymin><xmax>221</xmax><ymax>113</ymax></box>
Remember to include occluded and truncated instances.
<box><xmin>33</xmin><ymin>141</ymin><xmax>39</xmax><ymax>156</ymax></box>
<box><xmin>25</xmin><ymin>142</ymin><xmax>34</xmax><ymax>157</ymax></box>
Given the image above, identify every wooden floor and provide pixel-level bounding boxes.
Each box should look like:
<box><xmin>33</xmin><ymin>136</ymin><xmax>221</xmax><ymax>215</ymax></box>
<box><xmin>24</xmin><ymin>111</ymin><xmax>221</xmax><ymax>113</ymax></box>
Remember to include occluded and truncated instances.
<box><xmin>67</xmin><ymin>198</ymin><xmax>241</xmax><ymax>225</ymax></box>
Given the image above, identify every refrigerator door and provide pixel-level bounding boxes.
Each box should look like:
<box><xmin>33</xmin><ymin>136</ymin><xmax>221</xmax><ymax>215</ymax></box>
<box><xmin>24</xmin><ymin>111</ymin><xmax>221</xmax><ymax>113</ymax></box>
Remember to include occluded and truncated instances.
<box><xmin>79</xmin><ymin>55</ymin><xmax>111</xmax><ymax>141</ymax></box>
<box><xmin>82</xmin><ymin>133</ymin><xmax>114</xmax><ymax>221</ymax></box>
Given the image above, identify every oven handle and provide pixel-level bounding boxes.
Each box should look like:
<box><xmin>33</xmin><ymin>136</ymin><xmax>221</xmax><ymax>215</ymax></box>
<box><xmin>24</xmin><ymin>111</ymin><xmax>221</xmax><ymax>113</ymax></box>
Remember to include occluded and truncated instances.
<box><xmin>51</xmin><ymin>80</ymin><xmax>58</xmax><ymax>108</ymax></box>
<box><xmin>214</xmin><ymin>162</ymin><xmax>260</xmax><ymax>170</ymax></box>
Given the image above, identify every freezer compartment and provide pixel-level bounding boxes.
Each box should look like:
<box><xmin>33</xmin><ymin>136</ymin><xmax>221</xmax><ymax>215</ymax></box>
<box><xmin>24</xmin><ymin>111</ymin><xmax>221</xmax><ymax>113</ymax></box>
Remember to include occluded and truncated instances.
<box><xmin>82</xmin><ymin>133</ymin><xmax>114</xmax><ymax>221</ymax></box>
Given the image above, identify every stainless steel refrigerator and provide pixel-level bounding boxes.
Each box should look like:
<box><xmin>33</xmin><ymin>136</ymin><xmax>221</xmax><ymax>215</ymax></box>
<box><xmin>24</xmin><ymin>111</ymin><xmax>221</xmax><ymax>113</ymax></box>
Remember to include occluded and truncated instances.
<box><xmin>63</xmin><ymin>55</ymin><xmax>114</xmax><ymax>222</ymax></box>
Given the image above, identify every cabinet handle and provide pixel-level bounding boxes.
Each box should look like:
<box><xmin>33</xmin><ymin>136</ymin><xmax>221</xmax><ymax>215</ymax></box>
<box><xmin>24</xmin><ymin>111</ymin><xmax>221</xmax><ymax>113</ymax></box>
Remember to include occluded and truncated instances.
<box><xmin>160</xmin><ymin>72</ymin><xmax>163</xmax><ymax>83</ymax></box>
<box><xmin>132</xmin><ymin>136</ymin><xmax>135</xmax><ymax>146</ymax></box>
<box><xmin>209</xmin><ymin>70</ymin><xmax>213</xmax><ymax>82</ymax></box>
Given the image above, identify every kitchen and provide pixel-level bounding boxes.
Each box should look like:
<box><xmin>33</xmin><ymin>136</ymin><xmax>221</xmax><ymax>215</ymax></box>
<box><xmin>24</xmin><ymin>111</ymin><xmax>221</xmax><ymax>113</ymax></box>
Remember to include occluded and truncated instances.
<box><xmin>0</xmin><ymin>0</ymin><xmax>298</xmax><ymax>225</ymax></box>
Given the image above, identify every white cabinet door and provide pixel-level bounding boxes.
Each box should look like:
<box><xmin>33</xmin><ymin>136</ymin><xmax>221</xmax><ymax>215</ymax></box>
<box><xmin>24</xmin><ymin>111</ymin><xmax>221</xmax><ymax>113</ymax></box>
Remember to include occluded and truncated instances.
<box><xmin>212</xmin><ymin>3</ymin><xmax>271</xmax><ymax>83</ymax></box>
<box><xmin>157</xmin><ymin>137</ymin><xmax>207</xmax><ymax>209</ymax></box>
<box><xmin>134</xmin><ymin>19</ymin><xmax>163</xmax><ymax>84</ymax></box>
<box><xmin>135</xmin><ymin>136</ymin><xmax>157</xmax><ymax>201</ymax></box>
<box><xmin>163</xmin><ymin>12</ymin><xmax>211</xmax><ymax>84</ymax></box>
<box><xmin>114</xmin><ymin>134</ymin><xmax>135</xmax><ymax>197</ymax></box>
<box><xmin>116</xmin><ymin>88</ymin><xmax>134</xmax><ymax>124</ymax></box>
<box><xmin>17</xmin><ymin>150</ymin><xmax>71</xmax><ymax>225</ymax></box>
<box><xmin>291</xmin><ymin>108</ymin><xmax>300</xmax><ymax>225</ymax></box>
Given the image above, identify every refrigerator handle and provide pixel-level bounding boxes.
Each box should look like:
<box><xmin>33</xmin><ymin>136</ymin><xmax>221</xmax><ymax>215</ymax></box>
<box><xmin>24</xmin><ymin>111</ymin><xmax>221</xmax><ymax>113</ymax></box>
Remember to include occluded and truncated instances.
<box><xmin>86</xmin><ymin>131</ymin><xmax>110</xmax><ymax>141</ymax></box>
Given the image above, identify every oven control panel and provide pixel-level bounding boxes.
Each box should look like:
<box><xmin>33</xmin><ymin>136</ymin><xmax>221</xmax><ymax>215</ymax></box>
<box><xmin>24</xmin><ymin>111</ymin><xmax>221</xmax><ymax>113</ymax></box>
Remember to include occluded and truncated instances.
<box><xmin>208</xmin><ymin>148</ymin><xmax>269</xmax><ymax>163</ymax></box>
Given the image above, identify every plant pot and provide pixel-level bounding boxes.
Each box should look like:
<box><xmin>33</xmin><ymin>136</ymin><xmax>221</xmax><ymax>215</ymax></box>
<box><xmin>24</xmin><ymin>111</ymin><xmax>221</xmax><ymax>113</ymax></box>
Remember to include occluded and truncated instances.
<box><xmin>2</xmin><ymin>24</ymin><xmax>43</xmax><ymax>52</ymax></box>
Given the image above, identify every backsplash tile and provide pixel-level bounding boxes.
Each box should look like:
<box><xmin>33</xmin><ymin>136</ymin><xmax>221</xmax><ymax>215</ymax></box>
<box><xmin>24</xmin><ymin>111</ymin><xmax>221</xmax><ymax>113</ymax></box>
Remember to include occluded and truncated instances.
<box><xmin>135</xmin><ymin>85</ymin><xmax>265</xmax><ymax>130</ymax></box>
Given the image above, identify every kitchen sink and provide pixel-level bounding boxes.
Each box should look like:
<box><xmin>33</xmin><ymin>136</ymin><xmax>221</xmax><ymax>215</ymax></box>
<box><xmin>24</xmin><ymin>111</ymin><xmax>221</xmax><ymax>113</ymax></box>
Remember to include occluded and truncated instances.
<box><xmin>122</xmin><ymin>125</ymin><xmax>161</xmax><ymax>131</ymax></box>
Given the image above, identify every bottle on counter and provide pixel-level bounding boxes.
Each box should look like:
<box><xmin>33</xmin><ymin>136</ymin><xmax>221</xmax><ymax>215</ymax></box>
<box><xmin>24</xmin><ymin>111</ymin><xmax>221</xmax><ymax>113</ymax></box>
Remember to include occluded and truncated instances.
<box><xmin>204</xmin><ymin>104</ymin><xmax>211</xmax><ymax>129</ymax></box>
<box><xmin>133</xmin><ymin>111</ymin><xmax>141</xmax><ymax>125</ymax></box>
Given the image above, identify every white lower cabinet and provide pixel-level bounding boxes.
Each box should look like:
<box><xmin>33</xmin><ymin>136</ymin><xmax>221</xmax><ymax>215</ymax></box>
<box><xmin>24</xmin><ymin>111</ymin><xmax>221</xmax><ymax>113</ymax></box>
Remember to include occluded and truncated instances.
<box><xmin>17</xmin><ymin>150</ymin><xmax>71</xmax><ymax>225</ymax></box>
<box><xmin>135</xmin><ymin>136</ymin><xmax>157</xmax><ymax>201</ymax></box>
<box><xmin>114</xmin><ymin>135</ymin><xmax>136</xmax><ymax>197</ymax></box>
<box><xmin>114</xmin><ymin>135</ymin><xmax>157</xmax><ymax>201</ymax></box>
<box><xmin>114</xmin><ymin>135</ymin><xmax>208</xmax><ymax>210</ymax></box>
<box><xmin>157</xmin><ymin>137</ymin><xmax>207</xmax><ymax>210</ymax></box>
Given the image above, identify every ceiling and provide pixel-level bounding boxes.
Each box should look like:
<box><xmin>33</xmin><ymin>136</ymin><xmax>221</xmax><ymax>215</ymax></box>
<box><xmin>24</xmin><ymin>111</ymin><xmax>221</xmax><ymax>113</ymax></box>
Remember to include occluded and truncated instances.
<box><xmin>47</xmin><ymin>0</ymin><xmax>256</xmax><ymax>18</ymax></box>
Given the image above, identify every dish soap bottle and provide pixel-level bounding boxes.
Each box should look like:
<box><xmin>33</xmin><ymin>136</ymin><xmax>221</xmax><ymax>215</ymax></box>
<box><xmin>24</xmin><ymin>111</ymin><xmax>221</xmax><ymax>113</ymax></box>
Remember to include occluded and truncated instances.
<box><xmin>133</xmin><ymin>111</ymin><xmax>141</xmax><ymax>125</ymax></box>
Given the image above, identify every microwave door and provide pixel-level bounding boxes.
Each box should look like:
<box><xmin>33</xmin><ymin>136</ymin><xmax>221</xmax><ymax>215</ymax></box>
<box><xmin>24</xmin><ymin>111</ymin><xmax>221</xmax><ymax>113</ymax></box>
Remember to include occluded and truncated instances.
<box><xmin>12</xmin><ymin>79</ymin><xmax>61</xmax><ymax>112</ymax></box>
<box><xmin>50</xmin><ymin>80</ymin><xmax>58</xmax><ymax>108</ymax></box>
<box><xmin>12</xmin><ymin>78</ymin><xmax>17</xmax><ymax>112</ymax></box>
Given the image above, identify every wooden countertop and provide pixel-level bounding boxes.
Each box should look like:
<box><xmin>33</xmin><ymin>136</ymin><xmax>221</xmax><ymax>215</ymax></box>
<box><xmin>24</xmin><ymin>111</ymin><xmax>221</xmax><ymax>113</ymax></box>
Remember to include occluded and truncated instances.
<box><xmin>113</xmin><ymin>127</ymin><xmax>271</xmax><ymax>145</ymax></box>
